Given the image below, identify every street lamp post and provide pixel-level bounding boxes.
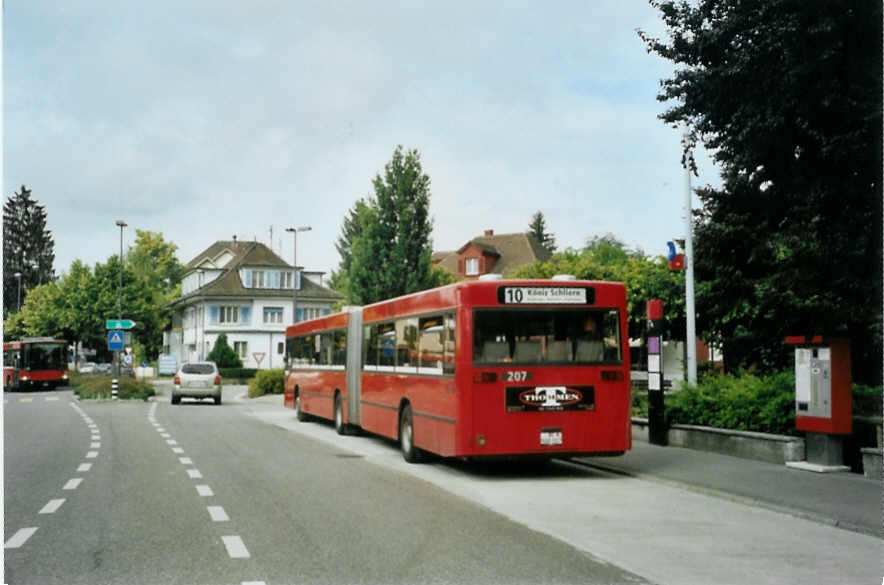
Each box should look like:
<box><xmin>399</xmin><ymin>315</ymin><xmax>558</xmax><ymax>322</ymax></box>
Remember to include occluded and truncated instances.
<box><xmin>285</xmin><ymin>226</ymin><xmax>312</xmax><ymax>326</ymax></box>
<box><xmin>13</xmin><ymin>272</ymin><xmax>21</xmax><ymax>311</ymax></box>
<box><xmin>115</xmin><ymin>220</ymin><xmax>127</xmax><ymax>380</ymax></box>
<box><xmin>197</xmin><ymin>269</ymin><xmax>204</xmax><ymax>360</ymax></box>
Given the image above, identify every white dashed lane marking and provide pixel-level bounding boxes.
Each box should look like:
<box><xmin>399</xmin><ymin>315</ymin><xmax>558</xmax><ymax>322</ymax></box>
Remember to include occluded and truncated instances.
<box><xmin>186</xmin><ymin>469</ymin><xmax>203</xmax><ymax>479</ymax></box>
<box><xmin>196</xmin><ymin>485</ymin><xmax>214</xmax><ymax>497</ymax></box>
<box><xmin>77</xmin><ymin>463</ymin><xmax>92</xmax><ymax>472</ymax></box>
<box><xmin>63</xmin><ymin>478</ymin><xmax>83</xmax><ymax>490</ymax></box>
<box><xmin>208</xmin><ymin>506</ymin><xmax>230</xmax><ymax>522</ymax></box>
<box><xmin>172</xmin><ymin>447</ymin><xmax>184</xmax><ymax>454</ymax></box>
<box><xmin>39</xmin><ymin>499</ymin><xmax>66</xmax><ymax>514</ymax></box>
<box><xmin>86</xmin><ymin>451</ymin><xmax>98</xmax><ymax>459</ymax></box>
<box><xmin>221</xmin><ymin>536</ymin><xmax>250</xmax><ymax>559</ymax></box>
<box><xmin>5</xmin><ymin>527</ymin><xmax>38</xmax><ymax>549</ymax></box>
<box><xmin>179</xmin><ymin>457</ymin><xmax>193</xmax><ymax>465</ymax></box>
<box><xmin>90</xmin><ymin>442</ymin><xmax>101</xmax><ymax>448</ymax></box>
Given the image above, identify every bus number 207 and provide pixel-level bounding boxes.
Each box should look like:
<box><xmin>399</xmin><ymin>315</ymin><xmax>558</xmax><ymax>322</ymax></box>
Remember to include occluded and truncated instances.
<box><xmin>504</xmin><ymin>371</ymin><xmax>532</xmax><ymax>382</ymax></box>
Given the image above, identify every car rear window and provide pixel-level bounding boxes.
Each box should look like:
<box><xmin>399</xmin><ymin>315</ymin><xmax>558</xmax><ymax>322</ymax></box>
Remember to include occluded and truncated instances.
<box><xmin>182</xmin><ymin>364</ymin><xmax>215</xmax><ymax>375</ymax></box>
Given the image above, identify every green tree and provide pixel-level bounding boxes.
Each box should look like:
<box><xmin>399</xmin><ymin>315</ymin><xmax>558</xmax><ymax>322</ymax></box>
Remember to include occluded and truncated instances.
<box><xmin>640</xmin><ymin>1</ymin><xmax>883</xmax><ymax>383</ymax></box>
<box><xmin>528</xmin><ymin>211</ymin><xmax>557</xmax><ymax>254</ymax></box>
<box><xmin>514</xmin><ymin>237</ymin><xmax>685</xmax><ymax>342</ymax></box>
<box><xmin>348</xmin><ymin>146</ymin><xmax>436</xmax><ymax>304</ymax></box>
<box><xmin>206</xmin><ymin>333</ymin><xmax>242</xmax><ymax>368</ymax></box>
<box><xmin>3</xmin><ymin>282</ymin><xmax>64</xmax><ymax>339</ymax></box>
<box><xmin>329</xmin><ymin>198</ymin><xmax>372</xmax><ymax>302</ymax></box>
<box><xmin>56</xmin><ymin>260</ymin><xmax>95</xmax><ymax>359</ymax></box>
<box><xmin>126</xmin><ymin>230</ymin><xmax>183</xmax><ymax>359</ymax></box>
<box><xmin>3</xmin><ymin>185</ymin><xmax>56</xmax><ymax>317</ymax></box>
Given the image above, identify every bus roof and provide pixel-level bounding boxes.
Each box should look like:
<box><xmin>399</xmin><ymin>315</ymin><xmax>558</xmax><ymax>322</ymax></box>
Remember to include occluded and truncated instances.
<box><xmin>285</xmin><ymin>278</ymin><xmax>625</xmax><ymax>337</ymax></box>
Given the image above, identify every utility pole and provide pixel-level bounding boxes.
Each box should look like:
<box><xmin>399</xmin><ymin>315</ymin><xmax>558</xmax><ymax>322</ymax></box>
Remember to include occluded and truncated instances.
<box><xmin>684</xmin><ymin>144</ymin><xmax>697</xmax><ymax>386</ymax></box>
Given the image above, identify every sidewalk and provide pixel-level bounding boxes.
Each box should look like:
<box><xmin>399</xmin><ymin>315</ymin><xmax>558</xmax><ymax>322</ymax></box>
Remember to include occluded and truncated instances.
<box><xmin>573</xmin><ymin>440</ymin><xmax>882</xmax><ymax>537</ymax></box>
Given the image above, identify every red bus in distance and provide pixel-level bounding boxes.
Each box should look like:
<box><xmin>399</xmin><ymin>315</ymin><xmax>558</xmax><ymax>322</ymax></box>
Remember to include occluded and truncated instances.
<box><xmin>3</xmin><ymin>338</ymin><xmax>69</xmax><ymax>390</ymax></box>
<box><xmin>284</xmin><ymin>277</ymin><xmax>631</xmax><ymax>462</ymax></box>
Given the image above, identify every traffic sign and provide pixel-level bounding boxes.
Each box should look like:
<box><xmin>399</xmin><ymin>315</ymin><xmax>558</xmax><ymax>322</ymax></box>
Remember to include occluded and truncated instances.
<box><xmin>106</xmin><ymin>319</ymin><xmax>136</xmax><ymax>330</ymax></box>
<box><xmin>108</xmin><ymin>330</ymin><xmax>124</xmax><ymax>351</ymax></box>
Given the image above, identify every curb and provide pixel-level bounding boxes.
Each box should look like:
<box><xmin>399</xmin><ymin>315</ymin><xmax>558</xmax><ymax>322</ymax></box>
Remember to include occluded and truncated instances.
<box><xmin>565</xmin><ymin>458</ymin><xmax>880</xmax><ymax>539</ymax></box>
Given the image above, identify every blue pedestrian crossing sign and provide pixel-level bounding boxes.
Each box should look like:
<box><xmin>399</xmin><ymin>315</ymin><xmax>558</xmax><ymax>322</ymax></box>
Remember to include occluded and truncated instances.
<box><xmin>108</xmin><ymin>330</ymin><xmax>124</xmax><ymax>351</ymax></box>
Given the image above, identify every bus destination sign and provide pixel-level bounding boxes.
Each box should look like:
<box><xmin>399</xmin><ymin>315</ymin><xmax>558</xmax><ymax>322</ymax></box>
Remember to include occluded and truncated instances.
<box><xmin>498</xmin><ymin>286</ymin><xmax>594</xmax><ymax>305</ymax></box>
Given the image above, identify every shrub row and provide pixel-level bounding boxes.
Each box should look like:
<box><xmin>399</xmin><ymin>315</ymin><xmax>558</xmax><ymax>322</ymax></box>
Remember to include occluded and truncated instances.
<box><xmin>219</xmin><ymin>368</ymin><xmax>259</xmax><ymax>382</ymax></box>
<box><xmin>631</xmin><ymin>371</ymin><xmax>883</xmax><ymax>436</ymax></box>
<box><xmin>70</xmin><ymin>373</ymin><xmax>155</xmax><ymax>401</ymax></box>
<box><xmin>247</xmin><ymin>369</ymin><xmax>285</xmax><ymax>398</ymax></box>
<box><xmin>665</xmin><ymin>371</ymin><xmax>797</xmax><ymax>435</ymax></box>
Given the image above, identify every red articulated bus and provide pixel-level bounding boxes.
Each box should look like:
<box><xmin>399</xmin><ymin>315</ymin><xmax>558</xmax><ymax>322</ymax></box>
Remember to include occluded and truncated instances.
<box><xmin>284</xmin><ymin>277</ymin><xmax>631</xmax><ymax>462</ymax></box>
<box><xmin>3</xmin><ymin>338</ymin><xmax>69</xmax><ymax>390</ymax></box>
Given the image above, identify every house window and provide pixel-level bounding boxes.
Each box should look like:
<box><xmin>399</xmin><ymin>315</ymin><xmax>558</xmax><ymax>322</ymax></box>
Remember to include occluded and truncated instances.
<box><xmin>219</xmin><ymin>306</ymin><xmax>239</xmax><ymax>324</ymax></box>
<box><xmin>253</xmin><ymin>270</ymin><xmax>265</xmax><ymax>288</ymax></box>
<box><xmin>263</xmin><ymin>307</ymin><xmax>283</xmax><ymax>324</ymax></box>
<box><xmin>283</xmin><ymin>271</ymin><xmax>292</xmax><ymax>289</ymax></box>
<box><xmin>277</xmin><ymin>342</ymin><xmax>284</xmax><ymax>354</ymax></box>
<box><xmin>465</xmin><ymin>257</ymin><xmax>479</xmax><ymax>276</ymax></box>
<box><xmin>234</xmin><ymin>341</ymin><xmax>248</xmax><ymax>358</ymax></box>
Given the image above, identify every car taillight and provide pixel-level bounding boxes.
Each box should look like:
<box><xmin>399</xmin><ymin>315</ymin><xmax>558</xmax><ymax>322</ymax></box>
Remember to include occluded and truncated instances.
<box><xmin>214</xmin><ymin>375</ymin><xmax>221</xmax><ymax>386</ymax></box>
<box><xmin>173</xmin><ymin>375</ymin><xmax>180</xmax><ymax>385</ymax></box>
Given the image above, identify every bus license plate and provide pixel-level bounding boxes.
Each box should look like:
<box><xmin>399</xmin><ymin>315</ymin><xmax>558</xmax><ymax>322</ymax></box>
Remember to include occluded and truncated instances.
<box><xmin>540</xmin><ymin>430</ymin><xmax>562</xmax><ymax>446</ymax></box>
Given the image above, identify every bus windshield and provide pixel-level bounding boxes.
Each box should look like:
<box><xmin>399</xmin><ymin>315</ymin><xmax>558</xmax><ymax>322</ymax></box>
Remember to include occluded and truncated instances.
<box><xmin>473</xmin><ymin>308</ymin><xmax>622</xmax><ymax>365</ymax></box>
<box><xmin>24</xmin><ymin>343</ymin><xmax>67</xmax><ymax>370</ymax></box>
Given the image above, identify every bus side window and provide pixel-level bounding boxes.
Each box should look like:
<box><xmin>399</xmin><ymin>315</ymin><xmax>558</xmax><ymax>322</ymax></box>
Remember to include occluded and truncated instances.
<box><xmin>418</xmin><ymin>315</ymin><xmax>444</xmax><ymax>374</ymax></box>
<box><xmin>444</xmin><ymin>313</ymin><xmax>455</xmax><ymax>374</ymax></box>
<box><xmin>334</xmin><ymin>330</ymin><xmax>347</xmax><ymax>366</ymax></box>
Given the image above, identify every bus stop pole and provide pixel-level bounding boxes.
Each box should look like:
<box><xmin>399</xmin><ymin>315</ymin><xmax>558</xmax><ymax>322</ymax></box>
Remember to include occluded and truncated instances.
<box><xmin>647</xmin><ymin>299</ymin><xmax>667</xmax><ymax>445</ymax></box>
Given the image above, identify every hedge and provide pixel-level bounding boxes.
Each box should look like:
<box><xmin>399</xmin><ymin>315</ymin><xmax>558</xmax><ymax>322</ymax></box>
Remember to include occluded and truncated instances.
<box><xmin>219</xmin><ymin>368</ymin><xmax>258</xmax><ymax>382</ymax></box>
<box><xmin>70</xmin><ymin>373</ymin><xmax>155</xmax><ymax>401</ymax></box>
<box><xmin>247</xmin><ymin>369</ymin><xmax>285</xmax><ymax>398</ymax></box>
<box><xmin>665</xmin><ymin>371</ymin><xmax>797</xmax><ymax>435</ymax></box>
<box><xmin>639</xmin><ymin>371</ymin><xmax>884</xmax><ymax>436</ymax></box>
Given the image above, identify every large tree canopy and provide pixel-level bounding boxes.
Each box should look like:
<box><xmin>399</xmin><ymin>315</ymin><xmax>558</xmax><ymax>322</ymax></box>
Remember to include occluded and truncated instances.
<box><xmin>528</xmin><ymin>211</ymin><xmax>557</xmax><ymax>254</ymax></box>
<box><xmin>343</xmin><ymin>146</ymin><xmax>452</xmax><ymax>305</ymax></box>
<box><xmin>640</xmin><ymin>1</ymin><xmax>882</xmax><ymax>383</ymax></box>
<box><xmin>3</xmin><ymin>185</ymin><xmax>55</xmax><ymax>316</ymax></box>
<box><xmin>515</xmin><ymin>236</ymin><xmax>686</xmax><ymax>343</ymax></box>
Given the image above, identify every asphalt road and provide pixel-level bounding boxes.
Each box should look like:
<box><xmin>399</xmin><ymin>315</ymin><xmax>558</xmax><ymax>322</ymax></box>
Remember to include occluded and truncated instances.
<box><xmin>4</xmin><ymin>386</ymin><xmax>647</xmax><ymax>585</ymax></box>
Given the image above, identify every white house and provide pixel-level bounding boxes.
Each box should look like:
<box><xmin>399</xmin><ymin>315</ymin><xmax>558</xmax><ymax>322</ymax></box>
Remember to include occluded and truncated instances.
<box><xmin>163</xmin><ymin>239</ymin><xmax>342</xmax><ymax>369</ymax></box>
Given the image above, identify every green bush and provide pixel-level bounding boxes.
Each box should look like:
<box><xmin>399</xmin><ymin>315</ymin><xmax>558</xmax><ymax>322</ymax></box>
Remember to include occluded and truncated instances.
<box><xmin>219</xmin><ymin>368</ymin><xmax>258</xmax><ymax>382</ymax></box>
<box><xmin>207</xmin><ymin>334</ymin><xmax>243</xmax><ymax>368</ymax></box>
<box><xmin>248</xmin><ymin>369</ymin><xmax>285</xmax><ymax>398</ymax></box>
<box><xmin>852</xmin><ymin>383</ymin><xmax>883</xmax><ymax>416</ymax></box>
<box><xmin>665</xmin><ymin>371</ymin><xmax>797</xmax><ymax>435</ymax></box>
<box><xmin>631</xmin><ymin>388</ymin><xmax>649</xmax><ymax>417</ymax></box>
<box><xmin>70</xmin><ymin>373</ymin><xmax>155</xmax><ymax>401</ymax></box>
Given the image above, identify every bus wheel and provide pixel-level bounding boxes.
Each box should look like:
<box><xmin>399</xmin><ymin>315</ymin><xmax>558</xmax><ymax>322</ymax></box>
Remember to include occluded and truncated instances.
<box><xmin>399</xmin><ymin>405</ymin><xmax>423</xmax><ymax>463</ymax></box>
<box><xmin>295</xmin><ymin>392</ymin><xmax>308</xmax><ymax>422</ymax></box>
<box><xmin>334</xmin><ymin>393</ymin><xmax>347</xmax><ymax>435</ymax></box>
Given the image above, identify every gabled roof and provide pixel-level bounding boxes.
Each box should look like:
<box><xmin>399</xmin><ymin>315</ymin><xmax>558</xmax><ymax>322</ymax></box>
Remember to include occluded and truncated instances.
<box><xmin>437</xmin><ymin>232</ymin><xmax>552</xmax><ymax>276</ymax></box>
<box><xmin>172</xmin><ymin>240</ymin><xmax>343</xmax><ymax>308</ymax></box>
<box><xmin>184</xmin><ymin>240</ymin><xmax>290</xmax><ymax>273</ymax></box>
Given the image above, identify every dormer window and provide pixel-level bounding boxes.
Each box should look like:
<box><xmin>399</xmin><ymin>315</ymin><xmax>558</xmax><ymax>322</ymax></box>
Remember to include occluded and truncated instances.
<box><xmin>465</xmin><ymin>258</ymin><xmax>479</xmax><ymax>276</ymax></box>
<box><xmin>253</xmin><ymin>270</ymin><xmax>265</xmax><ymax>288</ymax></box>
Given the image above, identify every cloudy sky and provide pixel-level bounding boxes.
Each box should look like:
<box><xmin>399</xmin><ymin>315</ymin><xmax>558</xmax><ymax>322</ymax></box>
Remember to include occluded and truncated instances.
<box><xmin>5</xmin><ymin>1</ymin><xmax>719</xmax><ymax>278</ymax></box>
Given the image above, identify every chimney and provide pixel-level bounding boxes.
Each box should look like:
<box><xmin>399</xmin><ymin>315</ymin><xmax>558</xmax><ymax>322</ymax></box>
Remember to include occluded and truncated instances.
<box><xmin>484</xmin><ymin>229</ymin><xmax>494</xmax><ymax>237</ymax></box>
